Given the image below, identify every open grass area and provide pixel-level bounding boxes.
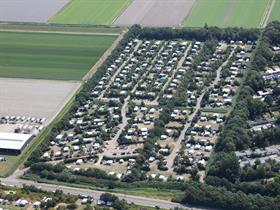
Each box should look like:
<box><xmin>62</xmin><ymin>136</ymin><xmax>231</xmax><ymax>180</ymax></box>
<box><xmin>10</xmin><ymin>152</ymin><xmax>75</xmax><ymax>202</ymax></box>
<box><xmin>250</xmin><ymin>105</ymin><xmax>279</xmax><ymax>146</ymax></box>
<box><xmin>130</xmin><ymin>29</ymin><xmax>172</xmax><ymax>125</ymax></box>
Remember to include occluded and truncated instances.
<box><xmin>23</xmin><ymin>175</ymin><xmax>183</xmax><ymax>201</ymax></box>
<box><xmin>184</xmin><ymin>0</ymin><xmax>269</xmax><ymax>28</ymax></box>
<box><xmin>110</xmin><ymin>188</ymin><xmax>184</xmax><ymax>201</ymax></box>
<box><xmin>0</xmin><ymin>31</ymin><xmax>116</xmax><ymax>80</ymax></box>
<box><xmin>51</xmin><ymin>0</ymin><xmax>131</xmax><ymax>25</ymax></box>
<box><xmin>269</xmin><ymin>0</ymin><xmax>280</xmax><ymax>22</ymax></box>
<box><xmin>0</xmin><ymin>155</ymin><xmax>19</xmax><ymax>176</ymax></box>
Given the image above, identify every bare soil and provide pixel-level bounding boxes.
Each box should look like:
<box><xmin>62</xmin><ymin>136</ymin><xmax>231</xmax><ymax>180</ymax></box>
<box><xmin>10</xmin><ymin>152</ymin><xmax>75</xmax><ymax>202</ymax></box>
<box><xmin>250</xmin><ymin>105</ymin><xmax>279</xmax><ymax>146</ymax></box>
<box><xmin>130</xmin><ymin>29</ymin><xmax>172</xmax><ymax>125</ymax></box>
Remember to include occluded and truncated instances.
<box><xmin>0</xmin><ymin>0</ymin><xmax>69</xmax><ymax>23</ymax></box>
<box><xmin>114</xmin><ymin>0</ymin><xmax>196</xmax><ymax>26</ymax></box>
<box><xmin>0</xmin><ymin>78</ymin><xmax>80</xmax><ymax>124</ymax></box>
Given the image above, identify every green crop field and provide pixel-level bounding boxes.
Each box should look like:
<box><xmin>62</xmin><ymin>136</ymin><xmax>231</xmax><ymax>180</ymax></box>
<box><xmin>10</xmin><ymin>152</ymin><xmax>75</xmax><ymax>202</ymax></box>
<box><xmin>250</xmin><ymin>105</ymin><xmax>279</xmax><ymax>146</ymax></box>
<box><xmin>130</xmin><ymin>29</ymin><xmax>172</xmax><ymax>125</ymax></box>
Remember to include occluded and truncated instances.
<box><xmin>184</xmin><ymin>0</ymin><xmax>269</xmax><ymax>28</ymax></box>
<box><xmin>184</xmin><ymin>0</ymin><xmax>229</xmax><ymax>27</ymax></box>
<box><xmin>0</xmin><ymin>31</ymin><xmax>116</xmax><ymax>80</ymax></box>
<box><xmin>226</xmin><ymin>0</ymin><xmax>268</xmax><ymax>28</ymax></box>
<box><xmin>51</xmin><ymin>0</ymin><xmax>131</xmax><ymax>25</ymax></box>
<box><xmin>269</xmin><ymin>0</ymin><xmax>280</xmax><ymax>22</ymax></box>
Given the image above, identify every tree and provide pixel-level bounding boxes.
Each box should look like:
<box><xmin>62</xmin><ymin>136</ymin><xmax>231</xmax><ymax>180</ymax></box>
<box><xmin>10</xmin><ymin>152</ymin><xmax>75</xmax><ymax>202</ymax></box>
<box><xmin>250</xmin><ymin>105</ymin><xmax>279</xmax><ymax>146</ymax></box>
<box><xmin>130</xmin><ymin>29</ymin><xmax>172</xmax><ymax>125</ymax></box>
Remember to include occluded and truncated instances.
<box><xmin>207</xmin><ymin>152</ymin><xmax>240</xmax><ymax>182</ymax></box>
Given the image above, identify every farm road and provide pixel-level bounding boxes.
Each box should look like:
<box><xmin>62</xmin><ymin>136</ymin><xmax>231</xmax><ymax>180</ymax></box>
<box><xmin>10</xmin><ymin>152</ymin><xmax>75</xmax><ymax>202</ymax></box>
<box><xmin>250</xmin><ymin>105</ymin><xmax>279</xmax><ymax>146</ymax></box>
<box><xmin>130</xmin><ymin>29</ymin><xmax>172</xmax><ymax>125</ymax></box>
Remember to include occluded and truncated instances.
<box><xmin>260</xmin><ymin>0</ymin><xmax>276</xmax><ymax>27</ymax></box>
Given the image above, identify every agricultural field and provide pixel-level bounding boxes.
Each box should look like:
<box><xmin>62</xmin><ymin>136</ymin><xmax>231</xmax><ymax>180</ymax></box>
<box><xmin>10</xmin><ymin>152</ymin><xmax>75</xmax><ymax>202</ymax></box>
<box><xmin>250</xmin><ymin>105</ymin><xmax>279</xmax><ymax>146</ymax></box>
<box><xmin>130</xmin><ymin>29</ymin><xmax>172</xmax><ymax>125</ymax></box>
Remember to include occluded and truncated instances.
<box><xmin>51</xmin><ymin>0</ymin><xmax>132</xmax><ymax>25</ymax></box>
<box><xmin>226</xmin><ymin>0</ymin><xmax>269</xmax><ymax>27</ymax></box>
<box><xmin>0</xmin><ymin>78</ymin><xmax>80</xmax><ymax>121</ymax></box>
<box><xmin>0</xmin><ymin>31</ymin><xmax>117</xmax><ymax>80</ymax></box>
<box><xmin>183</xmin><ymin>0</ymin><xmax>229</xmax><ymax>27</ymax></box>
<box><xmin>268</xmin><ymin>0</ymin><xmax>280</xmax><ymax>22</ymax></box>
<box><xmin>114</xmin><ymin>0</ymin><xmax>195</xmax><ymax>26</ymax></box>
<box><xmin>184</xmin><ymin>0</ymin><xmax>269</xmax><ymax>28</ymax></box>
<box><xmin>0</xmin><ymin>0</ymin><xmax>69</xmax><ymax>23</ymax></box>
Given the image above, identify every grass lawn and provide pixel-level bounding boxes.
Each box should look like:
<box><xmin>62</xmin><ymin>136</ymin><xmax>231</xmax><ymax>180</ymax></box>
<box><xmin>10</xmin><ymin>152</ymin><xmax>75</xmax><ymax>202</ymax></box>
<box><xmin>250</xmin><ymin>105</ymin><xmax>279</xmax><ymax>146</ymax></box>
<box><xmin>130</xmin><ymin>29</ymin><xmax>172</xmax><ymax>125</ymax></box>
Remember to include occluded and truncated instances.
<box><xmin>183</xmin><ymin>0</ymin><xmax>229</xmax><ymax>27</ymax></box>
<box><xmin>184</xmin><ymin>0</ymin><xmax>268</xmax><ymax>28</ymax></box>
<box><xmin>0</xmin><ymin>31</ymin><xmax>116</xmax><ymax>80</ymax></box>
<box><xmin>268</xmin><ymin>0</ymin><xmax>280</xmax><ymax>22</ymax></box>
<box><xmin>51</xmin><ymin>0</ymin><xmax>131</xmax><ymax>25</ymax></box>
<box><xmin>226</xmin><ymin>0</ymin><xmax>269</xmax><ymax>28</ymax></box>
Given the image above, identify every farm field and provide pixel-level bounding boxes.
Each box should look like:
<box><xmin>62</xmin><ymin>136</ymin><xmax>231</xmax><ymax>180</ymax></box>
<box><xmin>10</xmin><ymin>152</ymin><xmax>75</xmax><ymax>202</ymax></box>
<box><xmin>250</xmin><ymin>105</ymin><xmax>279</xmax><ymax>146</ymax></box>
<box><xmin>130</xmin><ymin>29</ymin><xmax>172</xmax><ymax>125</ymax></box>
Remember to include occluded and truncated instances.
<box><xmin>0</xmin><ymin>0</ymin><xmax>69</xmax><ymax>23</ymax></box>
<box><xmin>51</xmin><ymin>0</ymin><xmax>131</xmax><ymax>25</ymax></box>
<box><xmin>184</xmin><ymin>0</ymin><xmax>269</xmax><ymax>28</ymax></box>
<box><xmin>0</xmin><ymin>31</ymin><xmax>117</xmax><ymax>80</ymax></box>
<box><xmin>114</xmin><ymin>0</ymin><xmax>195</xmax><ymax>26</ymax></box>
<box><xmin>183</xmin><ymin>0</ymin><xmax>229</xmax><ymax>27</ymax></box>
<box><xmin>226</xmin><ymin>0</ymin><xmax>269</xmax><ymax>28</ymax></box>
<box><xmin>0</xmin><ymin>78</ymin><xmax>80</xmax><ymax>121</ymax></box>
<box><xmin>268</xmin><ymin>0</ymin><xmax>280</xmax><ymax>22</ymax></box>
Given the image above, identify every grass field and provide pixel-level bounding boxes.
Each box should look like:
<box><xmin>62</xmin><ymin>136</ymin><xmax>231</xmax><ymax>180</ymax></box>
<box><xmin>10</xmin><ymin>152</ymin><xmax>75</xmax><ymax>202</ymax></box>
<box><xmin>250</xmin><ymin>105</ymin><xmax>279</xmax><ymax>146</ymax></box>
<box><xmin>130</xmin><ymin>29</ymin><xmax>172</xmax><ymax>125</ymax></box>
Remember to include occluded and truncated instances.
<box><xmin>268</xmin><ymin>0</ymin><xmax>280</xmax><ymax>22</ymax></box>
<box><xmin>0</xmin><ymin>31</ymin><xmax>116</xmax><ymax>80</ymax></box>
<box><xmin>184</xmin><ymin>0</ymin><xmax>269</xmax><ymax>28</ymax></box>
<box><xmin>51</xmin><ymin>0</ymin><xmax>131</xmax><ymax>25</ymax></box>
<box><xmin>184</xmin><ymin>0</ymin><xmax>229</xmax><ymax>27</ymax></box>
<box><xmin>226</xmin><ymin>0</ymin><xmax>269</xmax><ymax>28</ymax></box>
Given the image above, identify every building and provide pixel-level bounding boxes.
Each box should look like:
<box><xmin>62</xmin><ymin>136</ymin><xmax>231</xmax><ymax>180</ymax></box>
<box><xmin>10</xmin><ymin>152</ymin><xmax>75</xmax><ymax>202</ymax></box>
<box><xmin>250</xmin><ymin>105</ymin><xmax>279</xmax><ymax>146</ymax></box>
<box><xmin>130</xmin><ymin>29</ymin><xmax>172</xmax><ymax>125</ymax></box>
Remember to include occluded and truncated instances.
<box><xmin>0</xmin><ymin>132</ymin><xmax>33</xmax><ymax>154</ymax></box>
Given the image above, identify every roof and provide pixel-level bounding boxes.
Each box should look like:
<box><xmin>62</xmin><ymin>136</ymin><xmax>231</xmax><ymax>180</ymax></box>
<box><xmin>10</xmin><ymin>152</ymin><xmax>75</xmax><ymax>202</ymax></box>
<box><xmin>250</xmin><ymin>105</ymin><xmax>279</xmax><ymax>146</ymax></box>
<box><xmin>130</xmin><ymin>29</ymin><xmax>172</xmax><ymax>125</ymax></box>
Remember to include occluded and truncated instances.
<box><xmin>0</xmin><ymin>132</ymin><xmax>33</xmax><ymax>150</ymax></box>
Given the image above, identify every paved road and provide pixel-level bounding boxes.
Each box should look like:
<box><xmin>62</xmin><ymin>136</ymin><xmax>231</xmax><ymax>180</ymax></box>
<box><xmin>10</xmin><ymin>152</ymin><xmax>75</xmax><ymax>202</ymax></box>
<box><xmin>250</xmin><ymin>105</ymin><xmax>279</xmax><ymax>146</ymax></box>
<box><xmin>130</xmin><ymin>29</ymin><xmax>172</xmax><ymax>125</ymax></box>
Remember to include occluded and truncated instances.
<box><xmin>0</xmin><ymin>174</ymin><xmax>218</xmax><ymax>210</ymax></box>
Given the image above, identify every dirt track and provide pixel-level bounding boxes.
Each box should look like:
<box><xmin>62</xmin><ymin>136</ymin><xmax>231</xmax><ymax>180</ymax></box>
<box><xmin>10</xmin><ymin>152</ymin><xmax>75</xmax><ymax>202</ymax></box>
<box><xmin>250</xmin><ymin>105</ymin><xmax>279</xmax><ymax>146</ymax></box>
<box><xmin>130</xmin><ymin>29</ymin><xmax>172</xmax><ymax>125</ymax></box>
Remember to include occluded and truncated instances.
<box><xmin>114</xmin><ymin>0</ymin><xmax>196</xmax><ymax>27</ymax></box>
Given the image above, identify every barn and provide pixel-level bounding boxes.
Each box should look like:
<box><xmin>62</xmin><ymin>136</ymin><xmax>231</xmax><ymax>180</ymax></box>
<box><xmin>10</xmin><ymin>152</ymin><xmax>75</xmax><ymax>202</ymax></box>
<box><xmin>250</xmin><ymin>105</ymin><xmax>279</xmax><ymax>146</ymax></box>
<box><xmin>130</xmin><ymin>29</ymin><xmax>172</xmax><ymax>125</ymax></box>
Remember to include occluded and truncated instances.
<box><xmin>0</xmin><ymin>132</ymin><xmax>33</xmax><ymax>155</ymax></box>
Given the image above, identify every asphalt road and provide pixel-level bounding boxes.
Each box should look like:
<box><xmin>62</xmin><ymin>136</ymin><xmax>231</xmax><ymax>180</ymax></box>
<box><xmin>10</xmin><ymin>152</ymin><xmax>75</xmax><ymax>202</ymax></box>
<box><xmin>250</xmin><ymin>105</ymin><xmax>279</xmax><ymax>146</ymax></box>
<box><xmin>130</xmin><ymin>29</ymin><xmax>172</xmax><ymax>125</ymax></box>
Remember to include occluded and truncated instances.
<box><xmin>0</xmin><ymin>176</ymin><xmax>215</xmax><ymax>210</ymax></box>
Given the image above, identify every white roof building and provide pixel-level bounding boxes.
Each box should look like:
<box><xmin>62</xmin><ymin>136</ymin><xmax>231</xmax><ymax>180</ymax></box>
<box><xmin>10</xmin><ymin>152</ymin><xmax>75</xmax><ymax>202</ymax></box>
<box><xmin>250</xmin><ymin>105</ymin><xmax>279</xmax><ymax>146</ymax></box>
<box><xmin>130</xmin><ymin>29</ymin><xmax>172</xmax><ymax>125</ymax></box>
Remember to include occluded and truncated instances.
<box><xmin>0</xmin><ymin>132</ymin><xmax>33</xmax><ymax>153</ymax></box>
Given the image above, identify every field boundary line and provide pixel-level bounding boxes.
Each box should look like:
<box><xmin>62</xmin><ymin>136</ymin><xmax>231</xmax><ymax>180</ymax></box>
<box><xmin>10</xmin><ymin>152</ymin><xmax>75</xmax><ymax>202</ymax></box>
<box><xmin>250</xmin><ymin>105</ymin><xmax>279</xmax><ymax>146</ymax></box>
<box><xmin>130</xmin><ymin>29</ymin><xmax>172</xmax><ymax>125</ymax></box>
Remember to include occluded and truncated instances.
<box><xmin>82</xmin><ymin>28</ymin><xmax>128</xmax><ymax>81</ymax></box>
<box><xmin>0</xmin><ymin>28</ymin><xmax>120</xmax><ymax>36</ymax></box>
<box><xmin>112</xmin><ymin>0</ymin><xmax>133</xmax><ymax>24</ymax></box>
<box><xmin>48</xmin><ymin>0</ymin><xmax>73</xmax><ymax>23</ymax></box>
<box><xmin>181</xmin><ymin>0</ymin><xmax>198</xmax><ymax>26</ymax></box>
